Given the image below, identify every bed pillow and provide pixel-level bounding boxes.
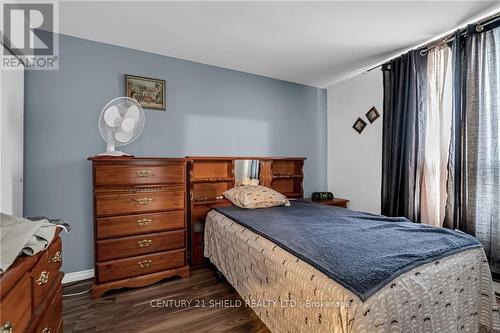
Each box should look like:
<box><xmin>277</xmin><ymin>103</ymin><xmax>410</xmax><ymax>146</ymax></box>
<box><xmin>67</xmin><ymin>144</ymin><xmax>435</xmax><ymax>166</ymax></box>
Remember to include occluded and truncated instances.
<box><xmin>223</xmin><ymin>185</ymin><xmax>291</xmax><ymax>209</ymax></box>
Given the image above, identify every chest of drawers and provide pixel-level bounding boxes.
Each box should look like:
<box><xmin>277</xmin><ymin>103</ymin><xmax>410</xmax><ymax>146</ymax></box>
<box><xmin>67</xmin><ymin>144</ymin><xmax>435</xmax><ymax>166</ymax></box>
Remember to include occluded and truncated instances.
<box><xmin>89</xmin><ymin>157</ymin><xmax>189</xmax><ymax>298</ymax></box>
<box><xmin>0</xmin><ymin>230</ymin><xmax>63</xmax><ymax>333</ymax></box>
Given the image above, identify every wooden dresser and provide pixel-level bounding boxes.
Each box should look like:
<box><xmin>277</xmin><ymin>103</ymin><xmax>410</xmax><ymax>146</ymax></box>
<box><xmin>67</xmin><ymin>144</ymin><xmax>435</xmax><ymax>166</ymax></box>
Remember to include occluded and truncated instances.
<box><xmin>89</xmin><ymin>157</ymin><xmax>189</xmax><ymax>298</ymax></box>
<box><xmin>0</xmin><ymin>229</ymin><xmax>63</xmax><ymax>333</ymax></box>
<box><xmin>187</xmin><ymin>157</ymin><xmax>305</xmax><ymax>266</ymax></box>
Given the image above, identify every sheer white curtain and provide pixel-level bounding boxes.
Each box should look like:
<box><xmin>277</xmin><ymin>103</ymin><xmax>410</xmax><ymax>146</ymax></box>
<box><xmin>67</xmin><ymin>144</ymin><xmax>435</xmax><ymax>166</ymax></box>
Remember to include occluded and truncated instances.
<box><xmin>420</xmin><ymin>45</ymin><xmax>453</xmax><ymax>227</ymax></box>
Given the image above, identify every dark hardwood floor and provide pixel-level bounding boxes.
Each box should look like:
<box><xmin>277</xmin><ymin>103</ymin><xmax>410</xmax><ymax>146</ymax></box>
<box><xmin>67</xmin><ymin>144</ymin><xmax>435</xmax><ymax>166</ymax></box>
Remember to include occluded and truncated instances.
<box><xmin>62</xmin><ymin>266</ymin><xmax>270</xmax><ymax>333</ymax></box>
<box><xmin>63</xmin><ymin>267</ymin><xmax>499</xmax><ymax>333</ymax></box>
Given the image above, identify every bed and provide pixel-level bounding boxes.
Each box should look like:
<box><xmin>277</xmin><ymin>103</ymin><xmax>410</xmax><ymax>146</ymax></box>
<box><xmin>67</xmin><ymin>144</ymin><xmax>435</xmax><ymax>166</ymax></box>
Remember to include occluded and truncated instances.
<box><xmin>204</xmin><ymin>201</ymin><xmax>500</xmax><ymax>333</ymax></box>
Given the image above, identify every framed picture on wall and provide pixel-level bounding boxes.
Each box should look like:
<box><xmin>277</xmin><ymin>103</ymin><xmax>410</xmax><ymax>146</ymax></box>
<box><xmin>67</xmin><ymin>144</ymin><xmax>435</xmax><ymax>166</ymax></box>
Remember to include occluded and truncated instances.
<box><xmin>125</xmin><ymin>74</ymin><xmax>166</xmax><ymax>110</ymax></box>
<box><xmin>352</xmin><ymin>117</ymin><xmax>367</xmax><ymax>134</ymax></box>
<box><xmin>365</xmin><ymin>106</ymin><xmax>380</xmax><ymax>123</ymax></box>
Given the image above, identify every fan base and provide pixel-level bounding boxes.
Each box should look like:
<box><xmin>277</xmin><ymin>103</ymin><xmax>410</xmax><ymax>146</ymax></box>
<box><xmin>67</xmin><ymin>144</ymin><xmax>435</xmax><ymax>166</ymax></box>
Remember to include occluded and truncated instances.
<box><xmin>97</xmin><ymin>151</ymin><xmax>132</xmax><ymax>157</ymax></box>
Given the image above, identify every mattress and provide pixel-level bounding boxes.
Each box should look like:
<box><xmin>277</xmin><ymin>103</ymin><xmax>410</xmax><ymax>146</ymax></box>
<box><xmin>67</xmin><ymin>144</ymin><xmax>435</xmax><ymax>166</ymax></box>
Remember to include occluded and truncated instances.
<box><xmin>205</xmin><ymin>210</ymin><xmax>500</xmax><ymax>333</ymax></box>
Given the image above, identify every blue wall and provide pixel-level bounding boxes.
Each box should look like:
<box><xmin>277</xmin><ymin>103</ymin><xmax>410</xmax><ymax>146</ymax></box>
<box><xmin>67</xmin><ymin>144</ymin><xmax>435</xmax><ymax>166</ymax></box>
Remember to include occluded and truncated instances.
<box><xmin>24</xmin><ymin>33</ymin><xmax>327</xmax><ymax>273</ymax></box>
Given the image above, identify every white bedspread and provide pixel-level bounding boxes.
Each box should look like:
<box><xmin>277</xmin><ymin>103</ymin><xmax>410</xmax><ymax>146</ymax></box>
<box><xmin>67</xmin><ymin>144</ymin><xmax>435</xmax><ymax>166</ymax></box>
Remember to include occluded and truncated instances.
<box><xmin>205</xmin><ymin>210</ymin><xmax>500</xmax><ymax>333</ymax></box>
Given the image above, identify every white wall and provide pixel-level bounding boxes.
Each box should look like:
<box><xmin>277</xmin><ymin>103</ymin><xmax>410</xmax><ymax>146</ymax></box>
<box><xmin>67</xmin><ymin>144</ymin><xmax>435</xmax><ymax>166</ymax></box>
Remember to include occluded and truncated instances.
<box><xmin>1</xmin><ymin>46</ymin><xmax>24</xmax><ymax>216</ymax></box>
<box><xmin>327</xmin><ymin>70</ymin><xmax>382</xmax><ymax>214</ymax></box>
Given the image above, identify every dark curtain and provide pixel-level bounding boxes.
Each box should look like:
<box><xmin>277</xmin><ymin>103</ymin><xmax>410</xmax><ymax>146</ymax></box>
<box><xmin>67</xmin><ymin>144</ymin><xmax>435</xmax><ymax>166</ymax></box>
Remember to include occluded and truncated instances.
<box><xmin>443</xmin><ymin>24</ymin><xmax>500</xmax><ymax>277</ymax></box>
<box><xmin>381</xmin><ymin>51</ymin><xmax>427</xmax><ymax>222</ymax></box>
<box><xmin>443</xmin><ymin>30</ymin><xmax>465</xmax><ymax>229</ymax></box>
<box><xmin>382</xmin><ymin>23</ymin><xmax>500</xmax><ymax>278</ymax></box>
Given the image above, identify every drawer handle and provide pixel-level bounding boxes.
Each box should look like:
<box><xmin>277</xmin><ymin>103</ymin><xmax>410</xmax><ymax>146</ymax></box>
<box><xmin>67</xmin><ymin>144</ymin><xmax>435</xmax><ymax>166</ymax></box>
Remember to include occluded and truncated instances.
<box><xmin>137</xmin><ymin>218</ymin><xmax>152</xmax><ymax>226</ymax></box>
<box><xmin>1</xmin><ymin>322</ymin><xmax>13</xmax><ymax>333</ymax></box>
<box><xmin>41</xmin><ymin>328</ymin><xmax>52</xmax><ymax>333</ymax></box>
<box><xmin>137</xmin><ymin>239</ymin><xmax>153</xmax><ymax>248</ymax></box>
<box><xmin>135</xmin><ymin>198</ymin><xmax>153</xmax><ymax>205</ymax></box>
<box><xmin>137</xmin><ymin>259</ymin><xmax>153</xmax><ymax>268</ymax></box>
<box><xmin>36</xmin><ymin>271</ymin><xmax>49</xmax><ymax>285</ymax></box>
<box><xmin>49</xmin><ymin>251</ymin><xmax>62</xmax><ymax>263</ymax></box>
<box><xmin>136</xmin><ymin>170</ymin><xmax>153</xmax><ymax>177</ymax></box>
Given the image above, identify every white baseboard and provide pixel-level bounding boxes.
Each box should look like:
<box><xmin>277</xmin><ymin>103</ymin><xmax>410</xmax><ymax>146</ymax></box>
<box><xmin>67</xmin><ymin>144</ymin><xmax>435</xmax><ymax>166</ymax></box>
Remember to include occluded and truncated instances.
<box><xmin>62</xmin><ymin>269</ymin><xmax>94</xmax><ymax>284</ymax></box>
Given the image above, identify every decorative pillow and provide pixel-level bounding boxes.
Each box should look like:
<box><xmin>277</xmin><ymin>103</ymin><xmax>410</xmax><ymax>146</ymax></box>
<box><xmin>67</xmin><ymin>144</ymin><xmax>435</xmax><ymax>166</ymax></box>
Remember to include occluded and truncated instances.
<box><xmin>223</xmin><ymin>185</ymin><xmax>291</xmax><ymax>209</ymax></box>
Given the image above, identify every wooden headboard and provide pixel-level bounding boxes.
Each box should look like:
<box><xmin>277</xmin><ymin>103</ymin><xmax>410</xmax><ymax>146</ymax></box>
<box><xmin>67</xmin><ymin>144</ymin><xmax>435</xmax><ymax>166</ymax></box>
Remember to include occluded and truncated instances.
<box><xmin>186</xmin><ymin>156</ymin><xmax>305</xmax><ymax>265</ymax></box>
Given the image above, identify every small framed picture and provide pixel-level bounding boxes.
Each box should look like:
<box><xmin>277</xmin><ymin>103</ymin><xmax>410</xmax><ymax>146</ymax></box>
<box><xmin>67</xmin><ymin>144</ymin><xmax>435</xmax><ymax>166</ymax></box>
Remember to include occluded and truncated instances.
<box><xmin>365</xmin><ymin>106</ymin><xmax>380</xmax><ymax>123</ymax></box>
<box><xmin>125</xmin><ymin>74</ymin><xmax>166</xmax><ymax>110</ymax></box>
<box><xmin>353</xmin><ymin>117</ymin><xmax>367</xmax><ymax>134</ymax></box>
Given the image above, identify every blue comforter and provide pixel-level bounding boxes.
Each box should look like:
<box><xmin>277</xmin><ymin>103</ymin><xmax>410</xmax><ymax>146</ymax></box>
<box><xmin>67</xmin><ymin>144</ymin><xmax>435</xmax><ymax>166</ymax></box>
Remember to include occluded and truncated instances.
<box><xmin>214</xmin><ymin>200</ymin><xmax>481</xmax><ymax>301</ymax></box>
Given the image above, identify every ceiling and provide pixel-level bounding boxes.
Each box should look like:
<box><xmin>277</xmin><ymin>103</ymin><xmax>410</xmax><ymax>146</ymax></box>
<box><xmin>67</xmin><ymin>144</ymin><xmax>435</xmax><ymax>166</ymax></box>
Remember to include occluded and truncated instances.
<box><xmin>58</xmin><ymin>1</ymin><xmax>500</xmax><ymax>87</ymax></box>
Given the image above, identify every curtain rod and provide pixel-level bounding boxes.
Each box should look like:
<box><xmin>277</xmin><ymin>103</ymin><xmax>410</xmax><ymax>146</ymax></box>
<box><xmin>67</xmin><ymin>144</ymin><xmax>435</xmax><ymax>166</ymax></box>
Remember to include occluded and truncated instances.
<box><xmin>366</xmin><ymin>10</ymin><xmax>500</xmax><ymax>72</ymax></box>
<box><xmin>419</xmin><ymin>12</ymin><xmax>500</xmax><ymax>56</ymax></box>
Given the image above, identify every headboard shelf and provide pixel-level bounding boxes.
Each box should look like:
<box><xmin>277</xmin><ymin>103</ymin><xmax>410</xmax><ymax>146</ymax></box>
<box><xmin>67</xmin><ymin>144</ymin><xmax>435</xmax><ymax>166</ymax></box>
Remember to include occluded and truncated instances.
<box><xmin>186</xmin><ymin>156</ymin><xmax>305</xmax><ymax>161</ymax></box>
<box><xmin>260</xmin><ymin>159</ymin><xmax>305</xmax><ymax>198</ymax></box>
<box><xmin>193</xmin><ymin>198</ymin><xmax>231</xmax><ymax>206</ymax></box>
<box><xmin>272</xmin><ymin>174</ymin><xmax>303</xmax><ymax>179</ymax></box>
<box><xmin>186</xmin><ymin>156</ymin><xmax>306</xmax><ymax>266</ymax></box>
<box><xmin>190</xmin><ymin>177</ymin><xmax>234</xmax><ymax>184</ymax></box>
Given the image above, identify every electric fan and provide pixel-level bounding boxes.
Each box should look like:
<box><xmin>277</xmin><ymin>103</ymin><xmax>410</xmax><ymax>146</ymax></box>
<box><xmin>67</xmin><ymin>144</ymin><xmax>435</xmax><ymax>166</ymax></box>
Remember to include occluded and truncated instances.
<box><xmin>97</xmin><ymin>97</ymin><xmax>145</xmax><ymax>156</ymax></box>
